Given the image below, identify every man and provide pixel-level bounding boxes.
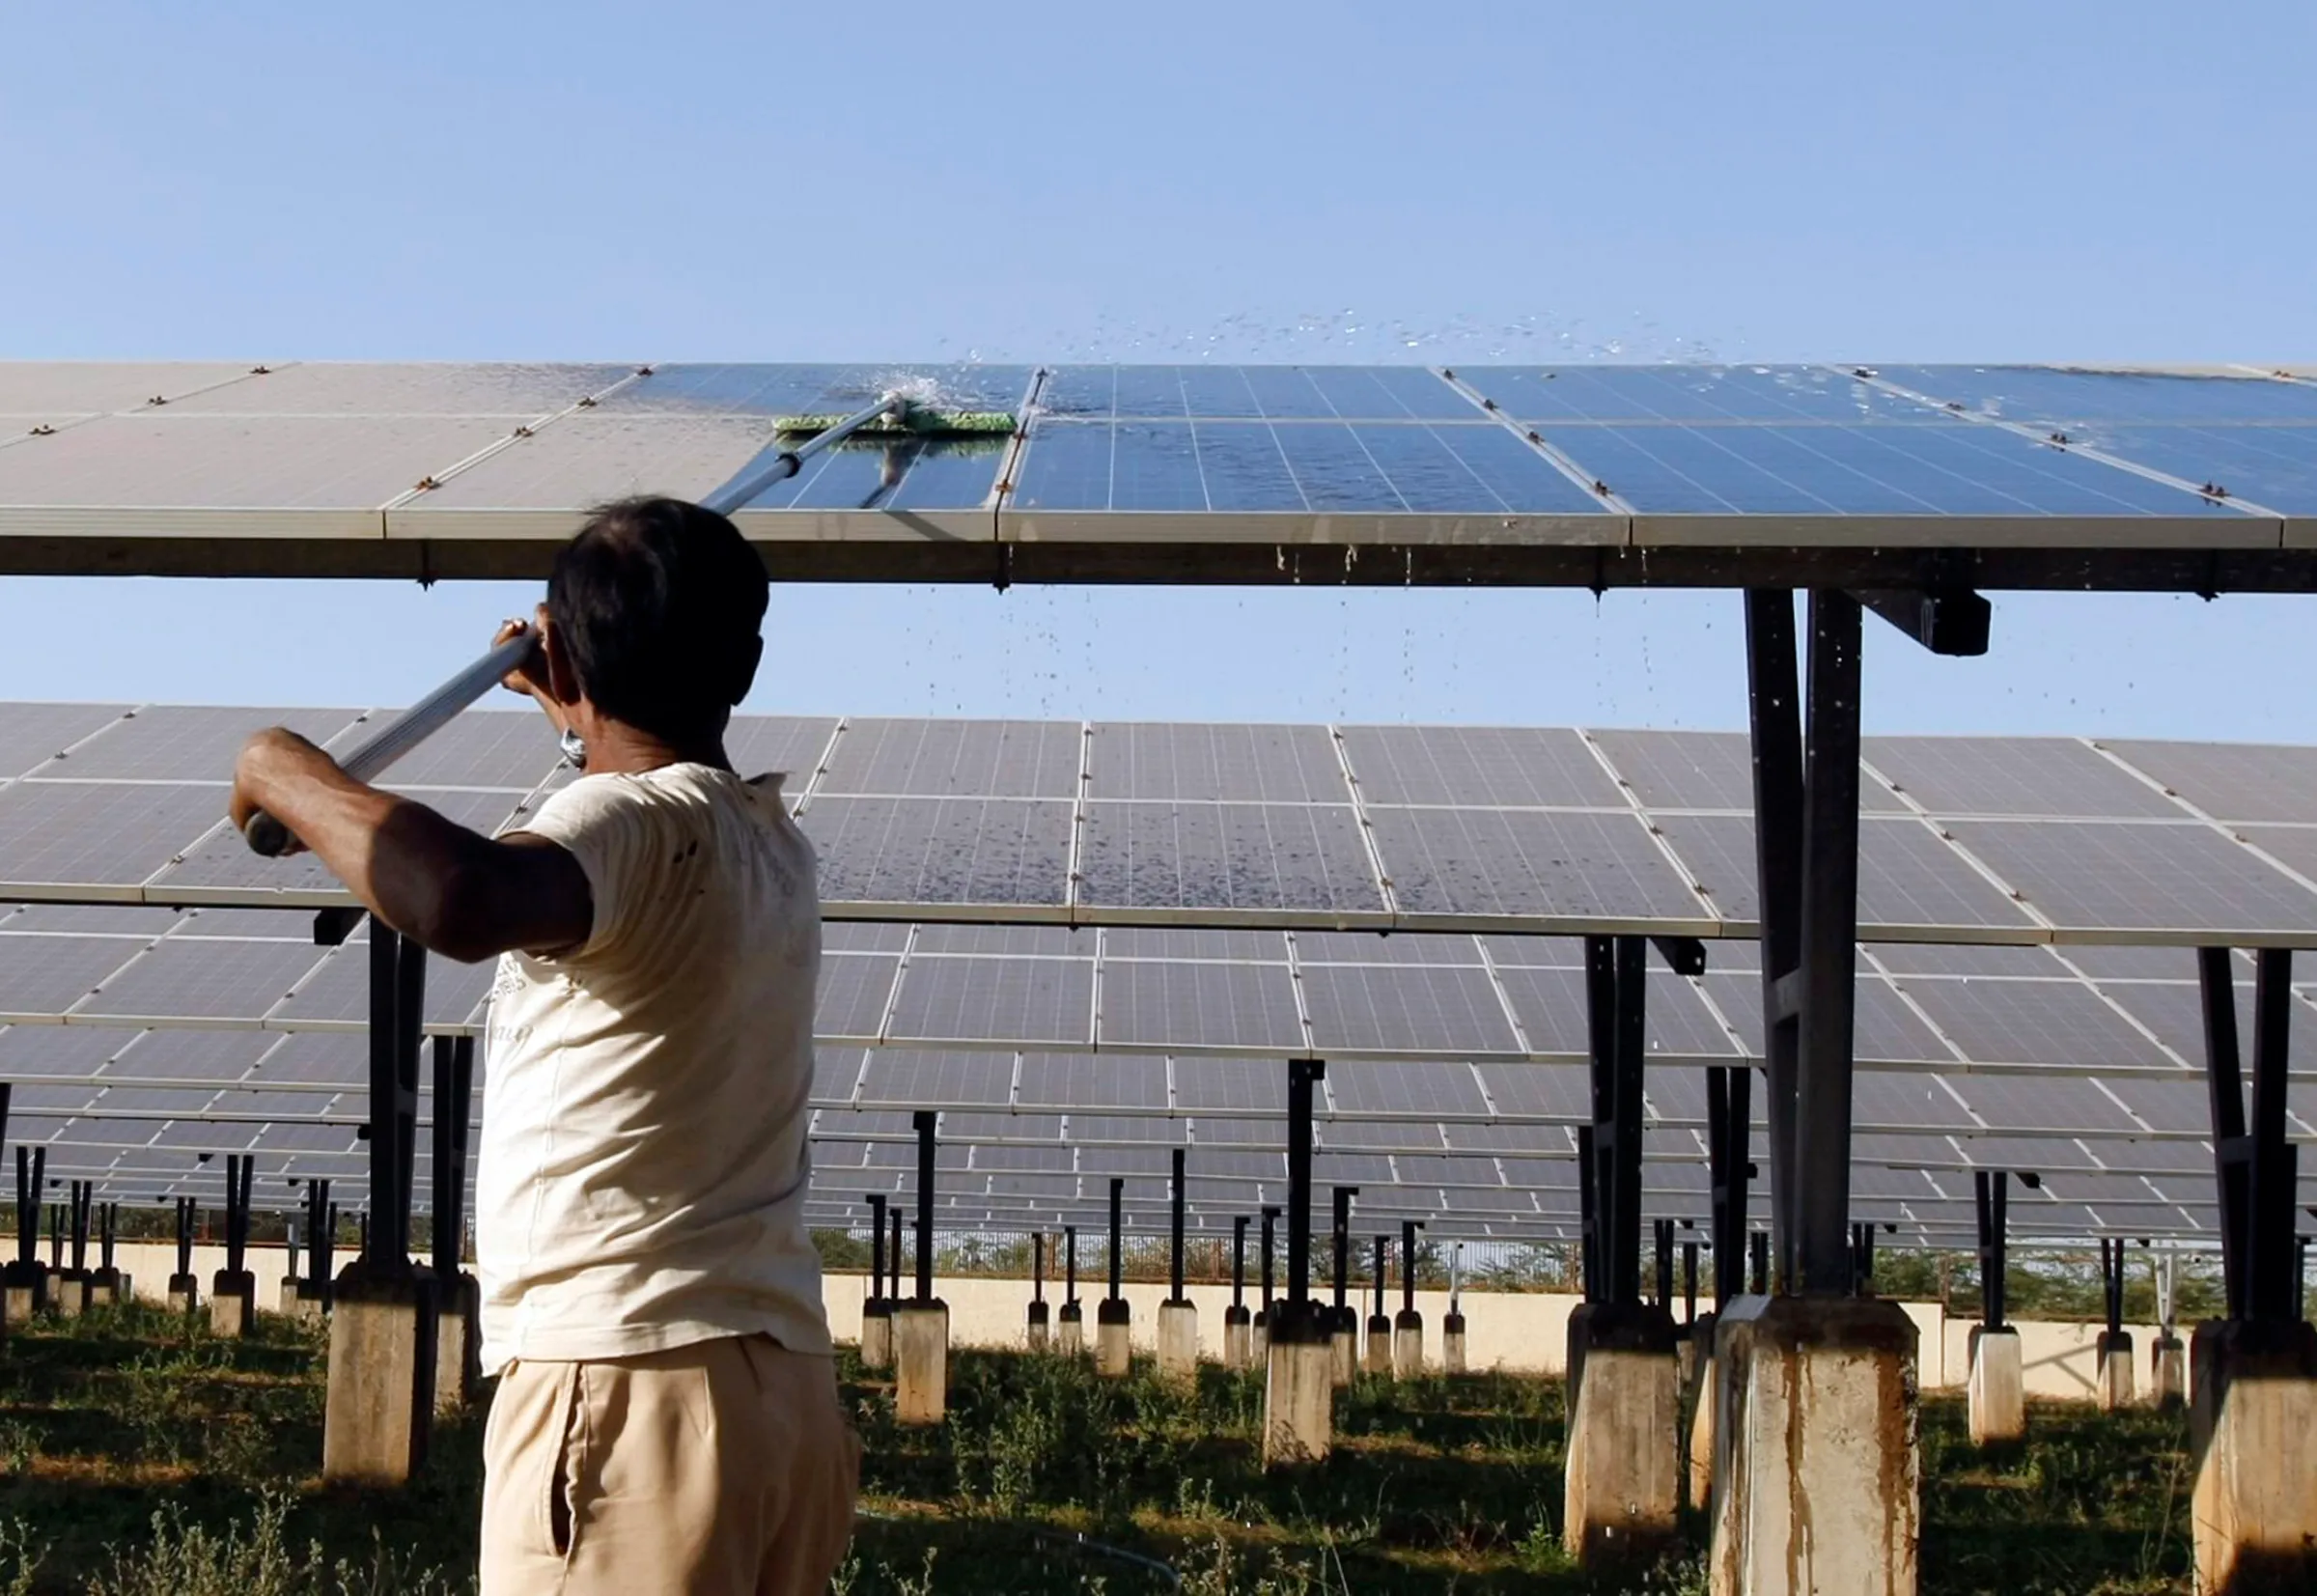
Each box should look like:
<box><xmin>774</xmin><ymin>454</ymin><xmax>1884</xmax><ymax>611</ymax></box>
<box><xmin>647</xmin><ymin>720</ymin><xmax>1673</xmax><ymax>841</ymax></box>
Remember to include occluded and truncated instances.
<box><xmin>230</xmin><ymin>496</ymin><xmax>858</xmax><ymax>1596</ymax></box>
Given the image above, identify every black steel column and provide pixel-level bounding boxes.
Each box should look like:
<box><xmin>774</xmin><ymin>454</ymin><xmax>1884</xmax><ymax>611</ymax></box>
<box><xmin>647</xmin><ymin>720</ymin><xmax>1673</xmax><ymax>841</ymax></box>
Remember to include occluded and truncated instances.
<box><xmin>1974</xmin><ymin>1170</ymin><xmax>2008</xmax><ymax>1329</ymax></box>
<box><xmin>891</xmin><ymin>1209</ymin><xmax>905</xmax><ymax>1303</ymax></box>
<box><xmin>99</xmin><ymin>1203</ymin><xmax>116</xmax><ymax>1274</ymax></box>
<box><xmin>912</xmin><ymin>1110</ymin><xmax>935</xmax><ymax>1302</ymax></box>
<box><xmin>1746</xmin><ymin>589</ymin><xmax>1806</xmax><ymax>1279</ymax></box>
<box><xmin>365</xmin><ymin>923</ymin><xmax>425</xmax><ymax>1272</ymax></box>
<box><xmin>1331</xmin><ymin>1185</ymin><xmax>1356</xmax><ymax>1321</ymax></box>
<box><xmin>305</xmin><ymin>1180</ymin><xmax>334</xmax><ymax>1294</ymax></box>
<box><xmin>1584</xmin><ymin>935</ymin><xmax>1649</xmax><ymax>1306</ymax></box>
<box><xmin>1107</xmin><ymin>1176</ymin><xmax>1125</xmax><ymax>1300</ymax></box>
<box><xmin>1371</xmin><ymin>1235</ymin><xmax>1387</xmax><ymax>1317</ymax></box>
<box><xmin>1749</xmin><ymin>1231</ymin><xmax>1770</xmax><ymax>1295</ymax></box>
<box><xmin>2101</xmin><ymin>1238</ymin><xmax>2126</xmax><ymax>1338</ymax></box>
<box><xmin>46</xmin><ymin>1205</ymin><xmax>62</xmax><ymax>1270</ymax></box>
<box><xmin>1655</xmin><ymin>1218</ymin><xmax>1675</xmax><ymax>1309</ymax></box>
<box><xmin>174</xmin><ymin>1195</ymin><xmax>196</xmax><ymax>1279</ymax></box>
<box><xmin>1401</xmin><ymin>1220</ymin><xmax>1421</xmax><ymax>1314</ymax></box>
<box><xmin>868</xmin><ymin>1193</ymin><xmax>887</xmax><ymax>1302</ymax></box>
<box><xmin>1576</xmin><ymin>1124</ymin><xmax>1600</xmax><ymax>1302</ymax></box>
<box><xmin>1682</xmin><ymin>1240</ymin><xmax>1698</xmax><ymax>1325</ymax></box>
<box><xmin>430</xmin><ymin>1034</ymin><xmax>474</xmax><ymax>1278</ymax></box>
<box><xmin>2247</xmin><ymin>951</ymin><xmax>2299</xmax><ymax>1322</ymax></box>
<box><xmin>70</xmin><ymin>1180</ymin><xmax>92</xmax><ymax>1273</ymax></box>
<box><xmin>1232</xmin><ymin>1215</ymin><xmax>1247</xmax><ymax>1308</ymax></box>
<box><xmin>1707</xmin><ymin>1065</ymin><xmax>1753</xmax><ymax>1305</ymax></box>
<box><xmin>1064</xmin><ymin>1223</ymin><xmax>1078</xmax><ymax>1303</ymax></box>
<box><xmin>224</xmin><ymin>1153</ymin><xmax>252</xmax><ymax>1275</ymax></box>
<box><xmin>1285</xmin><ymin>1058</ymin><xmax>1323</xmax><ymax>1310</ymax></box>
<box><xmin>1169</xmin><ymin>1148</ymin><xmax>1186</xmax><ymax>1301</ymax></box>
<box><xmin>1258</xmin><ymin>1205</ymin><xmax>1278</xmax><ymax>1318</ymax></box>
<box><xmin>1032</xmin><ymin>1231</ymin><xmax>1045</xmax><ymax>1303</ymax></box>
<box><xmin>14</xmin><ymin>1145</ymin><xmax>42</xmax><ymax>1266</ymax></box>
<box><xmin>1850</xmin><ymin>1221</ymin><xmax>1875</xmax><ymax>1295</ymax></box>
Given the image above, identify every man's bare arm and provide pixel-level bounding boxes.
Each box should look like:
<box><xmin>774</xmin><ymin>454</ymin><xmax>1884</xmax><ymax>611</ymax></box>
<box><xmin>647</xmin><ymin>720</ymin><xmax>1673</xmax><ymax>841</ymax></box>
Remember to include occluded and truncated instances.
<box><xmin>231</xmin><ymin>728</ymin><xmax>592</xmax><ymax>964</ymax></box>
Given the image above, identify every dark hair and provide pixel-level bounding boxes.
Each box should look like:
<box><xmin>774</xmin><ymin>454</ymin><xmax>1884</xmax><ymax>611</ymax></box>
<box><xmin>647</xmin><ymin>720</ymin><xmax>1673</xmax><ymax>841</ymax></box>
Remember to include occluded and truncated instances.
<box><xmin>547</xmin><ymin>496</ymin><xmax>768</xmax><ymax>740</ymax></box>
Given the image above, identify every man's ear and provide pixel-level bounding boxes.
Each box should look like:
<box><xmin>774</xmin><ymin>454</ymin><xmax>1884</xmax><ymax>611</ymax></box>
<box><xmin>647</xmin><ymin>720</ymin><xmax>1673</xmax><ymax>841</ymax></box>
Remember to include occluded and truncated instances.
<box><xmin>729</xmin><ymin>635</ymin><xmax>766</xmax><ymax>705</ymax></box>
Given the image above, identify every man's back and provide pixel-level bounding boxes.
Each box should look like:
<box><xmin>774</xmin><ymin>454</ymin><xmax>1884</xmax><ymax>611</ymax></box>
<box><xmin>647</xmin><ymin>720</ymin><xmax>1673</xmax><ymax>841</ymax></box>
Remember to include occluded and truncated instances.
<box><xmin>477</xmin><ymin>762</ymin><xmax>829</xmax><ymax>1372</ymax></box>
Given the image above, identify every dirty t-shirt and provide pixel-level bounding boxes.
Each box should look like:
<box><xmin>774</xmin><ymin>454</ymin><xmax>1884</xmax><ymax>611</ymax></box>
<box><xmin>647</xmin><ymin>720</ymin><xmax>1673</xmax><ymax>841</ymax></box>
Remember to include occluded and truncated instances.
<box><xmin>474</xmin><ymin>762</ymin><xmax>828</xmax><ymax>1375</ymax></box>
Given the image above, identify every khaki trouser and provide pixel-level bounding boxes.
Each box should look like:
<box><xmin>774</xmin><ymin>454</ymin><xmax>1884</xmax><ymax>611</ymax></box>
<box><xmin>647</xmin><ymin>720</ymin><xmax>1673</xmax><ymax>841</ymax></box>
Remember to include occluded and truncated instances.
<box><xmin>482</xmin><ymin>1335</ymin><xmax>860</xmax><ymax>1596</ymax></box>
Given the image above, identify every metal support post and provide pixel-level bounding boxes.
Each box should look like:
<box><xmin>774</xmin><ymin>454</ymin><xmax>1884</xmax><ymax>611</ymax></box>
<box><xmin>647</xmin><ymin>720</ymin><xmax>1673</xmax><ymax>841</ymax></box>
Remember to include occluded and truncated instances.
<box><xmin>868</xmin><ymin>1194</ymin><xmax>886</xmax><ymax>1302</ymax></box>
<box><xmin>1259</xmin><ymin>1206</ymin><xmax>1278</xmax><ymax>1317</ymax></box>
<box><xmin>99</xmin><ymin>1203</ymin><xmax>116</xmax><ymax>1273</ymax></box>
<box><xmin>2101</xmin><ymin>1238</ymin><xmax>2127</xmax><ymax>1337</ymax></box>
<box><xmin>1401</xmin><ymin>1220</ymin><xmax>1422</xmax><ymax>1313</ymax></box>
<box><xmin>1169</xmin><ymin>1148</ymin><xmax>1186</xmax><ymax>1300</ymax></box>
<box><xmin>1655</xmin><ymin>1218</ymin><xmax>1674</xmax><ymax>1309</ymax></box>
<box><xmin>1707</xmin><ymin>1065</ymin><xmax>1753</xmax><ymax>1306</ymax></box>
<box><xmin>1232</xmin><ymin>1215</ymin><xmax>1248</xmax><ymax>1309</ymax></box>
<box><xmin>2198</xmin><ymin>946</ymin><xmax>2302</xmax><ymax>1322</ymax></box>
<box><xmin>891</xmin><ymin>1209</ymin><xmax>904</xmax><ymax>1302</ymax></box>
<box><xmin>224</xmin><ymin>1154</ymin><xmax>252</xmax><ymax>1274</ymax></box>
<box><xmin>304</xmin><ymin>1180</ymin><xmax>334</xmax><ymax>1295</ymax></box>
<box><xmin>1749</xmin><ymin>1230</ymin><xmax>1769</xmax><ymax>1295</ymax></box>
<box><xmin>365</xmin><ymin>924</ymin><xmax>426</xmax><ymax>1273</ymax></box>
<box><xmin>430</xmin><ymin>1035</ymin><xmax>474</xmax><ymax>1277</ymax></box>
<box><xmin>174</xmin><ymin>1196</ymin><xmax>196</xmax><ymax>1279</ymax></box>
<box><xmin>1372</xmin><ymin>1235</ymin><xmax>1387</xmax><ymax>1317</ymax></box>
<box><xmin>1065</xmin><ymin>1224</ymin><xmax>1078</xmax><ymax>1304</ymax></box>
<box><xmin>1285</xmin><ymin>1058</ymin><xmax>1324</xmax><ymax>1310</ymax></box>
<box><xmin>1974</xmin><ymin>1170</ymin><xmax>2008</xmax><ymax>1329</ymax></box>
<box><xmin>911</xmin><ymin>1110</ymin><xmax>936</xmax><ymax>1302</ymax></box>
<box><xmin>1032</xmin><ymin>1231</ymin><xmax>1045</xmax><ymax>1304</ymax></box>
<box><xmin>1107</xmin><ymin>1176</ymin><xmax>1126</xmax><ymax>1300</ymax></box>
<box><xmin>1331</xmin><ymin>1186</ymin><xmax>1356</xmax><ymax>1319</ymax></box>
<box><xmin>1682</xmin><ymin>1240</ymin><xmax>1698</xmax><ymax>1324</ymax></box>
<box><xmin>14</xmin><ymin>1145</ymin><xmax>42</xmax><ymax>1266</ymax></box>
<box><xmin>1584</xmin><ymin>934</ymin><xmax>1649</xmax><ymax>1305</ymax></box>
<box><xmin>1577</xmin><ymin>1124</ymin><xmax>1600</xmax><ymax>1302</ymax></box>
<box><xmin>69</xmin><ymin>1180</ymin><xmax>92</xmax><ymax>1273</ymax></box>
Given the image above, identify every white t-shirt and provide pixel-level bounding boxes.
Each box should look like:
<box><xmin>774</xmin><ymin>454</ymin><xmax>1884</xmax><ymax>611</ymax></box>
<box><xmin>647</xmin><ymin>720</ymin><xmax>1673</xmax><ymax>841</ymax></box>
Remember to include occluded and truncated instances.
<box><xmin>474</xmin><ymin>762</ymin><xmax>829</xmax><ymax>1374</ymax></box>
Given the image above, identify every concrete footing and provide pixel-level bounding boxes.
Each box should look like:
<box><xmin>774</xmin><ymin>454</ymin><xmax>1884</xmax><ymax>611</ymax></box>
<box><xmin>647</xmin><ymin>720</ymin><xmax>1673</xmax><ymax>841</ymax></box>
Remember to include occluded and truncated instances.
<box><xmin>283</xmin><ymin>1281</ymin><xmax>326</xmax><ymax>1325</ymax></box>
<box><xmin>1708</xmin><ymin>1295</ymin><xmax>1919</xmax><ymax>1596</ymax></box>
<box><xmin>893</xmin><ymin>1301</ymin><xmax>950</xmax><ymax>1426</ymax></box>
<box><xmin>86</xmin><ymin>1269</ymin><xmax>120</xmax><ymax>1310</ymax></box>
<box><xmin>1562</xmin><ymin>1302</ymin><xmax>1680</xmax><ymax>1567</ymax></box>
<box><xmin>2154</xmin><ymin>1333</ymin><xmax>2187</xmax><ymax>1411</ymax></box>
<box><xmin>433</xmin><ymin>1273</ymin><xmax>480</xmax><ymax>1413</ymax></box>
<box><xmin>1392</xmin><ymin>1308</ymin><xmax>1423</xmax><ymax>1380</ymax></box>
<box><xmin>1364</xmin><ymin>1312</ymin><xmax>1392</xmax><ymax>1376</ymax></box>
<box><xmin>1443</xmin><ymin>1310</ymin><xmax>1467</xmax><ymax>1374</ymax></box>
<box><xmin>859</xmin><ymin>1301</ymin><xmax>892</xmax><ymax>1368</ymax></box>
<box><xmin>2097</xmin><ymin>1329</ymin><xmax>2136</xmax><ymax>1412</ymax></box>
<box><xmin>1329</xmin><ymin>1309</ymin><xmax>1355</xmax><ymax>1387</ymax></box>
<box><xmin>208</xmin><ymin>1270</ymin><xmax>257</xmax><ymax>1338</ymax></box>
<box><xmin>1261</xmin><ymin>1304</ymin><xmax>1333</xmax><ymax>1468</ymax></box>
<box><xmin>3</xmin><ymin>1261</ymin><xmax>46</xmax><ymax>1324</ymax></box>
<box><xmin>1223</xmin><ymin>1303</ymin><xmax>1252</xmax><ymax>1371</ymax></box>
<box><xmin>1250</xmin><ymin>1311</ymin><xmax>1268</xmax><ymax>1365</ymax></box>
<box><xmin>322</xmin><ymin>1266</ymin><xmax>439</xmax><ymax>1486</ymax></box>
<box><xmin>1968</xmin><ymin>1325</ymin><xmax>2025</xmax><ymax>1446</ymax></box>
<box><xmin>2190</xmin><ymin>1318</ymin><xmax>2317</xmax><ymax>1594</ymax></box>
<box><xmin>1689</xmin><ymin>1353</ymin><xmax>1717</xmax><ymax>1511</ymax></box>
<box><xmin>1095</xmin><ymin>1298</ymin><xmax>1132</xmax><ymax>1378</ymax></box>
<box><xmin>1026</xmin><ymin>1298</ymin><xmax>1049</xmax><ymax>1352</ymax></box>
<box><xmin>165</xmin><ymin>1271</ymin><xmax>199</xmax><ymax>1317</ymax></box>
<box><xmin>1157</xmin><ymin>1300</ymin><xmax>1198</xmax><ymax>1381</ymax></box>
<box><xmin>53</xmin><ymin>1270</ymin><xmax>87</xmax><ymax>1318</ymax></box>
<box><xmin>1057</xmin><ymin>1302</ymin><xmax>1084</xmax><ymax>1356</ymax></box>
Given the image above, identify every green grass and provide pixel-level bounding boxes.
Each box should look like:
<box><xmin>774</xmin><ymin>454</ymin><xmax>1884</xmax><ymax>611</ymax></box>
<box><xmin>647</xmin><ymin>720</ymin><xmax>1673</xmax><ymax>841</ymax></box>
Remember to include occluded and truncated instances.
<box><xmin>0</xmin><ymin>1306</ymin><xmax>2200</xmax><ymax>1594</ymax></box>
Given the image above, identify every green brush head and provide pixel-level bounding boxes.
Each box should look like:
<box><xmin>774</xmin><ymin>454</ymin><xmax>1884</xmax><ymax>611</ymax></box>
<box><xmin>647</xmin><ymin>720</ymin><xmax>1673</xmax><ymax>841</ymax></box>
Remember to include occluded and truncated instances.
<box><xmin>773</xmin><ymin>406</ymin><xmax>1017</xmax><ymax>437</ymax></box>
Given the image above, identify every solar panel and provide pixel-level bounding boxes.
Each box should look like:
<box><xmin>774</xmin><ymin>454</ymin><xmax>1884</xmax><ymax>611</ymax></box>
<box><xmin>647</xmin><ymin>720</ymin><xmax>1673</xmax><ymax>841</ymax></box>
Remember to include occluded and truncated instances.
<box><xmin>802</xmin><ymin>798</ymin><xmax>1072</xmax><ymax>908</ymax></box>
<box><xmin>73</xmin><ymin>938</ymin><xmax>327</xmax><ymax>1023</ymax></box>
<box><xmin>883</xmin><ymin>956</ymin><xmax>1094</xmax><ymax>1048</ymax></box>
<box><xmin>1097</xmin><ymin>961</ymin><xmax>1302</xmax><ymax>1050</ymax></box>
<box><xmin>1339</xmin><ymin>725</ymin><xmax>1622</xmax><ymax>807</ymax></box>
<box><xmin>816</xmin><ymin>955</ymin><xmax>899</xmax><ymax>1041</ymax></box>
<box><xmin>2100</xmin><ymin>740</ymin><xmax>2317</xmax><ymax>826</ymax></box>
<box><xmin>1368</xmin><ymin>808</ymin><xmax>1708</xmax><ymax>924</ymax></box>
<box><xmin>1088</xmin><ymin>722</ymin><xmax>1344</xmax><ymax>803</ymax></box>
<box><xmin>1298</xmin><ymin>964</ymin><xmax>1520</xmax><ymax>1056</ymax></box>
<box><xmin>1871</xmin><ymin>367</ymin><xmax>2317</xmax><ymax>426</ymax></box>
<box><xmin>819</xmin><ymin>718</ymin><xmax>1079</xmax><ymax>799</ymax></box>
<box><xmin>1076</xmin><ymin>801</ymin><xmax>1382</xmax><ymax>915</ymax></box>
<box><xmin>1947</xmin><ymin>820</ymin><xmax>2317</xmax><ymax>937</ymax></box>
<box><xmin>1040</xmin><ymin>365</ymin><xmax>1479</xmax><ymax>423</ymax></box>
<box><xmin>1863</xmin><ymin>737</ymin><xmax>2181</xmax><ymax>819</ymax></box>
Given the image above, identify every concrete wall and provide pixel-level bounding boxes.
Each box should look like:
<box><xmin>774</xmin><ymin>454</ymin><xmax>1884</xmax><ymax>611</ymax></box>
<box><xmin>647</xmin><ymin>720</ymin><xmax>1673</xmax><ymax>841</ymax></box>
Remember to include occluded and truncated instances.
<box><xmin>93</xmin><ymin>1246</ymin><xmax>2156</xmax><ymax>1403</ymax></box>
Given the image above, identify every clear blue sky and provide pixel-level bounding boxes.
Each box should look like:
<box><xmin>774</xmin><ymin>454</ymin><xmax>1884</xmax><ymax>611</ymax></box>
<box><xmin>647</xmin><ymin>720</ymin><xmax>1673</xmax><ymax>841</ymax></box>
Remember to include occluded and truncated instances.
<box><xmin>5</xmin><ymin>2</ymin><xmax>2313</xmax><ymax>737</ymax></box>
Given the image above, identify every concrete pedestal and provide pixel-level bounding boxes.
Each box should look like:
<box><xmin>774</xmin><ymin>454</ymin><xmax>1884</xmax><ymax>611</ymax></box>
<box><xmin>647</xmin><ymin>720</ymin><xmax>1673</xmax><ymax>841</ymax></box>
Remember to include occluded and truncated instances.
<box><xmin>859</xmin><ymin>1301</ymin><xmax>892</xmax><ymax>1369</ymax></box>
<box><xmin>893</xmin><ymin>1301</ymin><xmax>950</xmax><ymax>1426</ymax></box>
<box><xmin>53</xmin><ymin>1270</ymin><xmax>87</xmax><ymax>1318</ymax></box>
<box><xmin>434</xmin><ymin>1273</ymin><xmax>480</xmax><ymax>1413</ymax></box>
<box><xmin>2190</xmin><ymin>1318</ymin><xmax>2317</xmax><ymax>1594</ymax></box>
<box><xmin>208</xmin><ymin>1269</ymin><xmax>257</xmax><ymax>1338</ymax></box>
<box><xmin>1261</xmin><ymin>1304</ymin><xmax>1333</xmax><ymax>1468</ymax></box>
<box><xmin>1562</xmin><ymin>1302</ymin><xmax>1680</xmax><ymax>1568</ymax></box>
<box><xmin>1329</xmin><ymin>1312</ymin><xmax>1356</xmax><ymax>1387</ymax></box>
<box><xmin>2097</xmin><ymin>1330</ymin><xmax>2136</xmax><ymax>1412</ymax></box>
<box><xmin>1443</xmin><ymin>1310</ymin><xmax>1467</xmax><ymax>1374</ymax></box>
<box><xmin>1678</xmin><ymin>1326</ymin><xmax>1702</xmax><ymax>1389</ymax></box>
<box><xmin>1708</xmin><ymin>1295</ymin><xmax>1918</xmax><ymax>1596</ymax></box>
<box><xmin>1223</xmin><ymin>1304</ymin><xmax>1252</xmax><ymax>1371</ymax></box>
<box><xmin>165</xmin><ymin>1271</ymin><xmax>199</xmax><ymax>1317</ymax></box>
<box><xmin>2</xmin><ymin>1261</ymin><xmax>46</xmax><ymax>1324</ymax></box>
<box><xmin>278</xmin><ymin>1275</ymin><xmax>303</xmax><ymax>1314</ymax></box>
<box><xmin>1026</xmin><ymin>1298</ymin><xmax>1049</xmax><ymax>1352</ymax></box>
<box><xmin>2154</xmin><ymin>1333</ymin><xmax>2187</xmax><ymax>1411</ymax></box>
<box><xmin>1095</xmin><ymin>1298</ymin><xmax>1132</xmax><ymax>1379</ymax></box>
<box><xmin>1364</xmin><ymin>1312</ymin><xmax>1392</xmax><ymax>1376</ymax></box>
<box><xmin>86</xmin><ymin>1268</ymin><xmax>120</xmax><ymax>1310</ymax></box>
<box><xmin>1392</xmin><ymin>1308</ymin><xmax>1423</xmax><ymax>1380</ymax></box>
<box><xmin>1157</xmin><ymin>1300</ymin><xmax>1198</xmax><ymax>1381</ymax></box>
<box><xmin>1249</xmin><ymin>1311</ymin><xmax>1268</xmax><ymax>1364</ymax></box>
<box><xmin>1968</xmin><ymin>1325</ymin><xmax>2025</xmax><ymax>1446</ymax></box>
<box><xmin>1057</xmin><ymin>1302</ymin><xmax>1084</xmax><ymax>1356</ymax></box>
<box><xmin>1689</xmin><ymin>1353</ymin><xmax>1718</xmax><ymax>1512</ymax></box>
<box><xmin>284</xmin><ymin>1282</ymin><xmax>327</xmax><ymax>1325</ymax></box>
<box><xmin>322</xmin><ymin>1266</ymin><xmax>439</xmax><ymax>1486</ymax></box>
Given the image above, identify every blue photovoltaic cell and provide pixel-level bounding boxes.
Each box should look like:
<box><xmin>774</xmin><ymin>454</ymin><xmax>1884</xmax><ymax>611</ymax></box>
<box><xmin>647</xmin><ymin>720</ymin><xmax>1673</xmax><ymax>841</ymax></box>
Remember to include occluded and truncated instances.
<box><xmin>2068</xmin><ymin>425</ymin><xmax>2317</xmax><ymax>515</ymax></box>
<box><xmin>1538</xmin><ymin>421</ymin><xmax>2240</xmax><ymax>518</ymax></box>
<box><xmin>600</xmin><ymin>364</ymin><xmax>1032</xmax><ymax>418</ymax></box>
<box><xmin>1873</xmin><ymin>367</ymin><xmax>2317</xmax><ymax>425</ymax></box>
<box><xmin>1038</xmin><ymin>365</ymin><xmax>1479</xmax><ymax>421</ymax></box>
<box><xmin>726</xmin><ymin>437</ymin><xmax>1004</xmax><ymax>512</ymax></box>
<box><xmin>1014</xmin><ymin>420</ymin><xmax>1607</xmax><ymax>515</ymax></box>
<box><xmin>1461</xmin><ymin>365</ymin><xmax>1935</xmax><ymax>424</ymax></box>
